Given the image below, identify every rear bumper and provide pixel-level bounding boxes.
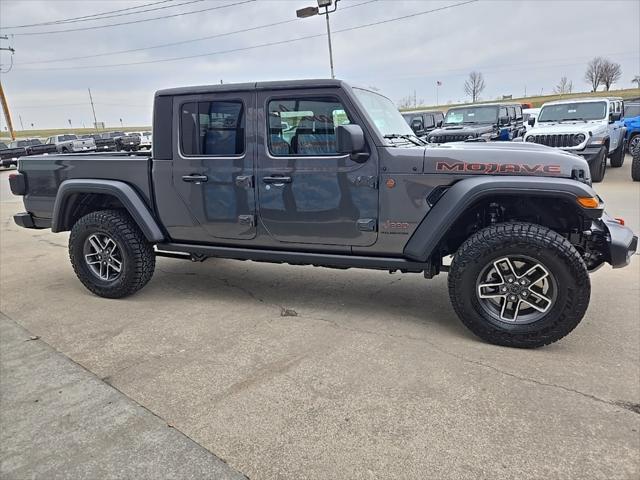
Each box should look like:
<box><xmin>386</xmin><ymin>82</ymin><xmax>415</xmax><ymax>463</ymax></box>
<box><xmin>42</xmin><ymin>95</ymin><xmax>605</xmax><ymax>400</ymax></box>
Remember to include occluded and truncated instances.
<box><xmin>595</xmin><ymin>214</ymin><xmax>638</xmax><ymax>268</ymax></box>
<box><xmin>13</xmin><ymin>212</ymin><xmax>50</xmax><ymax>230</ymax></box>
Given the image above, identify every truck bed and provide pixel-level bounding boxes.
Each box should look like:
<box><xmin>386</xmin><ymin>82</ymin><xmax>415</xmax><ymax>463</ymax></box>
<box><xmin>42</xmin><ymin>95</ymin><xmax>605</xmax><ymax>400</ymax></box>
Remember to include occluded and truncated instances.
<box><xmin>18</xmin><ymin>152</ymin><xmax>153</xmax><ymax>221</ymax></box>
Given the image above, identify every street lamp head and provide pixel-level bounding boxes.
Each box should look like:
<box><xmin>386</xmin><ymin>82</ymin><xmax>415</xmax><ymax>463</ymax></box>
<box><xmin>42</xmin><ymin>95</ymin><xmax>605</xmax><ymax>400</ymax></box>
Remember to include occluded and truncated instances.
<box><xmin>317</xmin><ymin>0</ymin><xmax>333</xmax><ymax>7</ymax></box>
<box><xmin>296</xmin><ymin>6</ymin><xmax>319</xmax><ymax>18</ymax></box>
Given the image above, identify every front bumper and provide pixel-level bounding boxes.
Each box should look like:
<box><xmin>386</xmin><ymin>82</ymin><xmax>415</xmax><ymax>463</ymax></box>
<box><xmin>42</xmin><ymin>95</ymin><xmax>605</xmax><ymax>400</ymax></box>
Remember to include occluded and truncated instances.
<box><xmin>575</xmin><ymin>146</ymin><xmax>603</xmax><ymax>166</ymax></box>
<box><xmin>593</xmin><ymin>214</ymin><xmax>638</xmax><ymax>269</ymax></box>
<box><xmin>13</xmin><ymin>212</ymin><xmax>50</xmax><ymax>229</ymax></box>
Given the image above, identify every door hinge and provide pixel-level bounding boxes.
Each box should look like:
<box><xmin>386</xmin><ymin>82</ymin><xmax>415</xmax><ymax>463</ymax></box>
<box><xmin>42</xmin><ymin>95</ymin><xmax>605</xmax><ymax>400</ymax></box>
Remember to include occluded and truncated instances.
<box><xmin>353</xmin><ymin>175</ymin><xmax>378</xmax><ymax>189</ymax></box>
<box><xmin>238</xmin><ymin>215</ymin><xmax>255</xmax><ymax>227</ymax></box>
<box><xmin>357</xmin><ymin>218</ymin><xmax>377</xmax><ymax>232</ymax></box>
<box><xmin>235</xmin><ymin>175</ymin><xmax>254</xmax><ymax>189</ymax></box>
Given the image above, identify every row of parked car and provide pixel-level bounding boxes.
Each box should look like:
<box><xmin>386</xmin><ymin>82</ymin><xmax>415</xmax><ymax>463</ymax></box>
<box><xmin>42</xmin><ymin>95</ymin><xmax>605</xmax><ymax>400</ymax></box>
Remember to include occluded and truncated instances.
<box><xmin>402</xmin><ymin>97</ymin><xmax>640</xmax><ymax>182</ymax></box>
<box><xmin>0</xmin><ymin>131</ymin><xmax>152</xmax><ymax>167</ymax></box>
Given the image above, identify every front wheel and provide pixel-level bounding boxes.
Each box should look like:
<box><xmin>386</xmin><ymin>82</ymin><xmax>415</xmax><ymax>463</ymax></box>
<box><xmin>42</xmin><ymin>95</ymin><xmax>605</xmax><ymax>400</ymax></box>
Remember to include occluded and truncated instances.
<box><xmin>632</xmin><ymin>149</ymin><xmax>640</xmax><ymax>181</ymax></box>
<box><xmin>609</xmin><ymin>141</ymin><xmax>625</xmax><ymax>168</ymax></box>
<box><xmin>448</xmin><ymin>222</ymin><xmax>591</xmax><ymax>348</ymax></box>
<box><xmin>69</xmin><ymin>210</ymin><xmax>155</xmax><ymax>298</ymax></box>
<box><xmin>589</xmin><ymin>146</ymin><xmax>607</xmax><ymax>183</ymax></box>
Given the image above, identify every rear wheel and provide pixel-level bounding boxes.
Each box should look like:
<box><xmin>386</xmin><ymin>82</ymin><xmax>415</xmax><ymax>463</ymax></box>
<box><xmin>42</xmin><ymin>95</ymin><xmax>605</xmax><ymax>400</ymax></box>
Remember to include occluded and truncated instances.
<box><xmin>628</xmin><ymin>134</ymin><xmax>640</xmax><ymax>156</ymax></box>
<box><xmin>632</xmin><ymin>149</ymin><xmax>640</xmax><ymax>182</ymax></box>
<box><xmin>609</xmin><ymin>141</ymin><xmax>625</xmax><ymax>168</ymax></box>
<box><xmin>448</xmin><ymin>222</ymin><xmax>590</xmax><ymax>348</ymax></box>
<box><xmin>69</xmin><ymin>210</ymin><xmax>155</xmax><ymax>298</ymax></box>
<box><xmin>589</xmin><ymin>146</ymin><xmax>607</xmax><ymax>183</ymax></box>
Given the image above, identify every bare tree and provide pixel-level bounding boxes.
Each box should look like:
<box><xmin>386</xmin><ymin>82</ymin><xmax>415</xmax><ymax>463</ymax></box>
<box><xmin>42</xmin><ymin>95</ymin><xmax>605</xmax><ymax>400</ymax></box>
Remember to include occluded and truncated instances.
<box><xmin>464</xmin><ymin>71</ymin><xmax>485</xmax><ymax>102</ymax></box>
<box><xmin>632</xmin><ymin>76</ymin><xmax>640</xmax><ymax>88</ymax></box>
<box><xmin>553</xmin><ymin>76</ymin><xmax>573</xmax><ymax>95</ymax></box>
<box><xmin>601</xmin><ymin>60</ymin><xmax>622</xmax><ymax>91</ymax></box>
<box><xmin>584</xmin><ymin>57</ymin><xmax>606</xmax><ymax>92</ymax></box>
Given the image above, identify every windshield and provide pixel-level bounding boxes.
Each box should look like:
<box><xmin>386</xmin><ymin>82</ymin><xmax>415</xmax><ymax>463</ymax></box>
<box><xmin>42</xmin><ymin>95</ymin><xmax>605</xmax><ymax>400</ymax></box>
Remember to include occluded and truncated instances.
<box><xmin>538</xmin><ymin>102</ymin><xmax>607</xmax><ymax>122</ymax></box>
<box><xmin>60</xmin><ymin>135</ymin><xmax>77</xmax><ymax>141</ymax></box>
<box><xmin>353</xmin><ymin>88</ymin><xmax>414</xmax><ymax>138</ymax></box>
<box><xmin>625</xmin><ymin>104</ymin><xmax>640</xmax><ymax>118</ymax></box>
<box><xmin>444</xmin><ymin>106</ymin><xmax>498</xmax><ymax>125</ymax></box>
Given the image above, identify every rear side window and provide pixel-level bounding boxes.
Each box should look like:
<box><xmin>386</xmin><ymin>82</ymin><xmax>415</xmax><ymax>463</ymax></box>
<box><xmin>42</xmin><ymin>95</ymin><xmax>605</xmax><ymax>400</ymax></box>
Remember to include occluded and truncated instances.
<box><xmin>267</xmin><ymin>97</ymin><xmax>351</xmax><ymax>156</ymax></box>
<box><xmin>515</xmin><ymin>105</ymin><xmax>523</xmax><ymax>120</ymax></box>
<box><xmin>424</xmin><ymin>114</ymin><xmax>435</xmax><ymax>129</ymax></box>
<box><xmin>181</xmin><ymin>100</ymin><xmax>245</xmax><ymax>156</ymax></box>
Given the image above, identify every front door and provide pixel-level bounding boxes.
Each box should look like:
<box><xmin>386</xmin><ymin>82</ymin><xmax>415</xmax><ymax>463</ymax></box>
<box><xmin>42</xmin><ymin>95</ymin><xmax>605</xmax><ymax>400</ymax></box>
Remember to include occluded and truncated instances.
<box><xmin>256</xmin><ymin>90</ymin><xmax>378</xmax><ymax>247</ymax></box>
<box><xmin>171</xmin><ymin>92</ymin><xmax>256</xmax><ymax>241</ymax></box>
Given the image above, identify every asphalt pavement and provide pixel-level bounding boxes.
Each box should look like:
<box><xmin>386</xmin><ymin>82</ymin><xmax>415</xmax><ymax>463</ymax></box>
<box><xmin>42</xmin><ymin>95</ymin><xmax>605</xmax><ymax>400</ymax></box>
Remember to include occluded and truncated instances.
<box><xmin>0</xmin><ymin>157</ymin><xmax>638</xmax><ymax>479</ymax></box>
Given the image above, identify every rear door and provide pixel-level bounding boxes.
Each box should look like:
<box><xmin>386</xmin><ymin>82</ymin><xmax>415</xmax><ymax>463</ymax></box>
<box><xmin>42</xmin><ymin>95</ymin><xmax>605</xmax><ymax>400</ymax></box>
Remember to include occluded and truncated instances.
<box><xmin>169</xmin><ymin>92</ymin><xmax>257</xmax><ymax>241</ymax></box>
<box><xmin>256</xmin><ymin>89</ymin><xmax>378</xmax><ymax>247</ymax></box>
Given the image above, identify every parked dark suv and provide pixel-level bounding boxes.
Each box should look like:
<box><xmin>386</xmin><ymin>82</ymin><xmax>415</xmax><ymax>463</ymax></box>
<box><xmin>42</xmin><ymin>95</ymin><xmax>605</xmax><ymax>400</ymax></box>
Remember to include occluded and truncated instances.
<box><xmin>402</xmin><ymin>110</ymin><xmax>444</xmax><ymax>138</ymax></box>
<box><xmin>427</xmin><ymin>103</ymin><xmax>525</xmax><ymax>143</ymax></box>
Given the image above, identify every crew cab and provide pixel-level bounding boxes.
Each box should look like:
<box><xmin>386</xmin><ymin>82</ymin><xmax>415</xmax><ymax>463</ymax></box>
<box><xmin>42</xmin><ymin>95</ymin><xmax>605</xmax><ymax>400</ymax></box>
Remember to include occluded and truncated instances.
<box><xmin>427</xmin><ymin>102</ymin><xmax>525</xmax><ymax>144</ymax></box>
<box><xmin>115</xmin><ymin>133</ymin><xmax>141</xmax><ymax>151</ymax></box>
<box><xmin>80</xmin><ymin>134</ymin><xmax>117</xmax><ymax>152</ymax></box>
<box><xmin>10</xmin><ymin>138</ymin><xmax>57</xmax><ymax>156</ymax></box>
<box><xmin>401</xmin><ymin>110</ymin><xmax>444</xmax><ymax>138</ymax></box>
<box><xmin>9</xmin><ymin>79</ymin><xmax>637</xmax><ymax>349</ymax></box>
<box><xmin>130</xmin><ymin>131</ymin><xmax>153</xmax><ymax>150</ymax></box>
<box><xmin>0</xmin><ymin>142</ymin><xmax>26</xmax><ymax>167</ymax></box>
<box><xmin>524</xmin><ymin>97</ymin><xmax>627</xmax><ymax>182</ymax></box>
<box><xmin>623</xmin><ymin>101</ymin><xmax>640</xmax><ymax>155</ymax></box>
<box><xmin>46</xmin><ymin>134</ymin><xmax>97</xmax><ymax>153</ymax></box>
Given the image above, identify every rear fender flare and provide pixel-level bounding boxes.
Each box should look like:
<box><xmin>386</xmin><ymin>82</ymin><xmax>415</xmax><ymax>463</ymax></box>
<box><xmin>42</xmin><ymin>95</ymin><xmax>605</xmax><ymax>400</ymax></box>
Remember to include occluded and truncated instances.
<box><xmin>52</xmin><ymin>179</ymin><xmax>164</xmax><ymax>242</ymax></box>
<box><xmin>403</xmin><ymin>176</ymin><xmax>600</xmax><ymax>262</ymax></box>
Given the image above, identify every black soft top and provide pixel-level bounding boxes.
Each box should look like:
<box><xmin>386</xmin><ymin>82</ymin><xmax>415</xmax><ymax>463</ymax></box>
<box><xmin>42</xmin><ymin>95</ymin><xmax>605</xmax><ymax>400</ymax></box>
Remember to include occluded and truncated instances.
<box><xmin>155</xmin><ymin>79</ymin><xmax>349</xmax><ymax>97</ymax></box>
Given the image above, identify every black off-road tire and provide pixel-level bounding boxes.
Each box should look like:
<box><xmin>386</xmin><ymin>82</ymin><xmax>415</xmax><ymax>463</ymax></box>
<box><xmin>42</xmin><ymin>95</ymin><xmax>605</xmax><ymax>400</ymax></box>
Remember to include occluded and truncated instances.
<box><xmin>448</xmin><ymin>222</ymin><xmax>591</xmax><ymax>348</ymax></box>
<box><xmin>628</xmin><ymin>133</ymin><xmax>640</xmax><ymax>156</ymax></box>
<box><xmin>609</xmin><ymin>141</ymin><xmax>625</xmax><ymax>168</ymax></box>
<box><xmin>69</xmin><ymin>210</ymin><xmax>155</xmax><ymax>298</ymax></box>
<box><xmin>589</xmin><ymin>146</ymin><xmax>607</xmax><ymax>183</ymax></box>
<box><xmin>632</xmin><ymin>149</ymin><xmax>640</xmax><ymax>182</ymax></box>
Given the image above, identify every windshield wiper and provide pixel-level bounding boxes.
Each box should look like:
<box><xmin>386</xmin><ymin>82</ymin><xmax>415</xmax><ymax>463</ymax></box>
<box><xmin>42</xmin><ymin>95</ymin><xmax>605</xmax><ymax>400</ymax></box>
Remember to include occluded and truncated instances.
<box><xmin>383</xmin><ymin>134</ymin><xmax>424</xmax><ymax>146</ymax></box>
<box><xmin>559</xmin><ymin>118</ymin><xmax>587</xmax><ymax>123</ymax></box>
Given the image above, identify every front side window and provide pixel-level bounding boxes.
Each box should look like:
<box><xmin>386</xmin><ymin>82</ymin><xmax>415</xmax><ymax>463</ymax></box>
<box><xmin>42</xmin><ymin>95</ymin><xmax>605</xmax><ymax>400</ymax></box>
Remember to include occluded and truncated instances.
<box><xmin>181</xmin><ymin>100</ymin><xmax>244</xmax><ymax>156</ymax></box>
<box><xmin>515</xmin><ymin>105</ymin><xmax>523</xmax><ymax>120</ymax></box>
<box><xmin>507</xmin><ymin>106</ymin><xmax>516</xmax><ymax>120</ymax></box>
<box><xmin>538</xmin><ymin>102</ymin><xmax>607</xmax><ymax>122</ymax></box>
<box><xmin>267</xmin><ymin>97</ymin><xmax>351</xmax><ymax>156</ymax></box>
<box><xmin>445</xmin><ymin>106</ymin><xmax>499</xmax><ymax>125</ymax></box>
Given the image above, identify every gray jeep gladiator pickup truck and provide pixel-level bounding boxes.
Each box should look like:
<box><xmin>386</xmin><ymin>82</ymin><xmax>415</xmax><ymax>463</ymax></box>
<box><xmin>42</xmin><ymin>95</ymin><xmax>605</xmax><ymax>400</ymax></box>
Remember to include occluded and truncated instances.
<box><xmin>9</xmin><ymin>79</ymin><xmax>638</xmax><ymax>348</ymax></box>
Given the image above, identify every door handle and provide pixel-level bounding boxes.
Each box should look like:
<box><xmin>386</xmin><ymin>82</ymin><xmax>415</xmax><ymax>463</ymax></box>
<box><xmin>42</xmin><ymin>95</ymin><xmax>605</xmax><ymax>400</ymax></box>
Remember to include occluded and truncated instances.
<box><xmin>263</xmin><ymin>175</ymin><xmax>292</xmax><ymax>185</ymax></box>
<box><xmin>182</xmin><ymin>174</ymin><xmax>208</xmax><ymax>183</ymax></box>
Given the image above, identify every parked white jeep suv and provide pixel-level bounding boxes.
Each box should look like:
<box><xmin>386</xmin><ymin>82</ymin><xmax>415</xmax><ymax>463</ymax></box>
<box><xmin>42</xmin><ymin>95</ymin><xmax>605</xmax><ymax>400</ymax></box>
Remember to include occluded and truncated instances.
<box><xmin>524</xmin><ymin>97</ymin><xmax>626</xmax><ymax>182</ymax></box>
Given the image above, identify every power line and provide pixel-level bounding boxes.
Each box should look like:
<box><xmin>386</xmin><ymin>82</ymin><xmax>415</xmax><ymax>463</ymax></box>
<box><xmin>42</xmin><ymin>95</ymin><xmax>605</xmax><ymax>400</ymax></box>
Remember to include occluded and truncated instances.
<box><xmin>10</xmin><ymin>0</ymin><xmax>255</xmax><ymax>36</ymax></box>
<box><xmin>1</xmin><ymin>0</ymin><xmax>174</xmax><ymax>29</ymax></box>
<box><xmin>18</xmin><ymin>0</ymin><xmax>479</xmax><ymax>70</ymax></box>
<box><xmin>16</xmin><ymin>0</ymin><xmax>379</xmax><ymax>66</ymax></box>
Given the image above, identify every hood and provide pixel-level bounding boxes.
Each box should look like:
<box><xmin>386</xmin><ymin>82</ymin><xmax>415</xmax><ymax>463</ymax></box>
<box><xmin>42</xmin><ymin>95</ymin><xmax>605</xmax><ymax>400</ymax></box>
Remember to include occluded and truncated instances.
<box><xmin>378</xmin><ymin>141</ymin><xmax>591</xmax><ymax>183</ymax></box>
<box><xmin>429</xmin><ymin>124</ymin><xmax>495</xmax><ymax>136</ymax></box>
<box><xmin>424</xmin><ymin>141</ymin><xmax>589</xmax><ymax>180</ymax></box>
<box><xmin>527</xmin><ymin>121</ymin><xmax>600</xmax><ymax>136</ymax></box>
<box><xmin>623</xmin><ymin>116</ymin><xmax>640</xmax><ymax>128</ymax></box>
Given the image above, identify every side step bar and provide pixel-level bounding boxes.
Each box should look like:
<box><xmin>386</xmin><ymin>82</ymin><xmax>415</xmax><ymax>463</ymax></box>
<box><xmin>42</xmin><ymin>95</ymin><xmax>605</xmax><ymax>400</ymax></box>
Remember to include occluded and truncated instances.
<box><xmin>156</xmin><ymin>242</ymin><xmax>433</xmax><ymax>274</ymax></box>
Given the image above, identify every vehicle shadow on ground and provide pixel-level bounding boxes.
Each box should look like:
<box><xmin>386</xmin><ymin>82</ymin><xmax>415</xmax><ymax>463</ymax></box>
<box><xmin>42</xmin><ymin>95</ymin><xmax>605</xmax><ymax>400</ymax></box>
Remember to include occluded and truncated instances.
<box><xmin>146</xmin><ymin>256</ymin><xmax>473</xmax><ymax>341</ymax></box>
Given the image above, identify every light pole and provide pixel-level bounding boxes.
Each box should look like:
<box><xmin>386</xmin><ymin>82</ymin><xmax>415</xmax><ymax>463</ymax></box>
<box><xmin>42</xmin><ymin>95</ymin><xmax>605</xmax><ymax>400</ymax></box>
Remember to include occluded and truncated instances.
<box><xmin>297</xmin><ymin>0</ymin><xmax>340</xmax><ymax>79</ymax></box>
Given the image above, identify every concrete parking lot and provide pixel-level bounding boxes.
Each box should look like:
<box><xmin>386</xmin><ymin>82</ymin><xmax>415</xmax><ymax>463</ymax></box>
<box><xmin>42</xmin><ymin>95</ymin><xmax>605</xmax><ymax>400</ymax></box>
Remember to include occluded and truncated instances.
<box><xmin>1</xmin><ymin>158</ymin><xmax>639</xmax><ymax>479</ymax></box>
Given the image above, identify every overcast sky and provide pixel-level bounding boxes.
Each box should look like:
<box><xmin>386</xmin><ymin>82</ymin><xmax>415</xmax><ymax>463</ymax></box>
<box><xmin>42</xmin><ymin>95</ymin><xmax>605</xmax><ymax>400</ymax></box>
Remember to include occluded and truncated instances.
<box><xmin>0</xmin><ymin>0</ymin><xmax>638</xmax><ymax>129</ymax></box>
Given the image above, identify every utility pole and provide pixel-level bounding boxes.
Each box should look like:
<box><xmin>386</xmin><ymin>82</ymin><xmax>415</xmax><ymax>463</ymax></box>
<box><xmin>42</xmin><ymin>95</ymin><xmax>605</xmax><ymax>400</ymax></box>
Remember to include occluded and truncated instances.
<box><xmin>19</xmin><ymin>114</ymin><xmax>24</xmax><ymax>130</ymax></box>
<box><xmin>297</xmin><ymin>1</ymin><xmax>341</xmax><ymax>79</ymax></box>
<box><xmin>0</xmin><ymin>35</ymin><xmax>16</xmax><ymax>140</ymax></box>
<box><xmin>88</xmin><ymin>88</ymin><xmax>98</xmax><ymax>131</ymax></box>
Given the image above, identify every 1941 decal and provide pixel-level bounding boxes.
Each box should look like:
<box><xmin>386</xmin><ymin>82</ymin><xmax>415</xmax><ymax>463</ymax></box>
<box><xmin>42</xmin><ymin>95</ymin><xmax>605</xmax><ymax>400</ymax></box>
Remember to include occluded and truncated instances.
<box><xmin>436</xmin><ymin>161</ymin><xmax>562</xmax><ymax>175</ymax></box>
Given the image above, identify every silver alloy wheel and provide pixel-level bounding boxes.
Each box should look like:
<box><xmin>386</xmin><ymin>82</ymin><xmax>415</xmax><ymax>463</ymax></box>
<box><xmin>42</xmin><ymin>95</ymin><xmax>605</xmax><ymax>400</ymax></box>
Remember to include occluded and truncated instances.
<box><xmin>630</xmin><ymin>135</ymin><xmax>640</xmax><ymax>156</ymax></box>
<box><xmin>476</xmin><ymin>256</ymin><xmax>557</xmax><ymax>324</ymax></box>
<box><xmin>83</xmin><ymin>233</ymin><xmax>123</xmax><ymax>281</ymax></box>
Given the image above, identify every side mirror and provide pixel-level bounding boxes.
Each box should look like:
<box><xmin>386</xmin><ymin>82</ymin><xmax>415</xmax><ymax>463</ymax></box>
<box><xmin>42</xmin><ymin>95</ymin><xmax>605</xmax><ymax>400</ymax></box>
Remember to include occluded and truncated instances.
<box><xmin>336</xmin><ymin>124</ymin><xmax>369</xmax><ymax>162</ymax></box>
<box><xmin>436</xmin><ymin>120</ymin><xmax>443</xmax><ymax>127</ymax></box>
<box><xmin>410</xmin><ymin>119</ymin><xmax>424</xmax><ymax>134</ymax></box>
<box><xmin>527</xmin><ymin>117</ymin><xmax>536</xmax><ymax>127</ymax></box>
<box><xmin>499</xmin><ymin>116</ymin><xmax>510</xmax><ymax>126</ymax></box>
<box><xmin>609</xmin><ymin>112</ymin><xmax>621</xmax><ymax>123</ymax></box>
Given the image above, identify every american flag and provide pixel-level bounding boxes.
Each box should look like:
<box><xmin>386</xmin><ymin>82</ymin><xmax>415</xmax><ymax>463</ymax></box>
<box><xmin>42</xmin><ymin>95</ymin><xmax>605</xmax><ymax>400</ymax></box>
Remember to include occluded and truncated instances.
<box><xmin>436</xmin><ymin>81</ymin><xmax>442</xmax><ymax>86</ymax></box>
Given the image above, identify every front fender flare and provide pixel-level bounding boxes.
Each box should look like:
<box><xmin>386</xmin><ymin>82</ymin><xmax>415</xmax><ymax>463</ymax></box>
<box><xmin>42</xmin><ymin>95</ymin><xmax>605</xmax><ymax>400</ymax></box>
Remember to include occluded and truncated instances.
<box><xmin>403</xmin><ymin>176</ymin><xmax>600</xmax><ymax>262</ymax></box>
<box><xmin>52</xmin><ymin>179</ymin><xmax>165</xmax><ymax>242</ymax></box>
